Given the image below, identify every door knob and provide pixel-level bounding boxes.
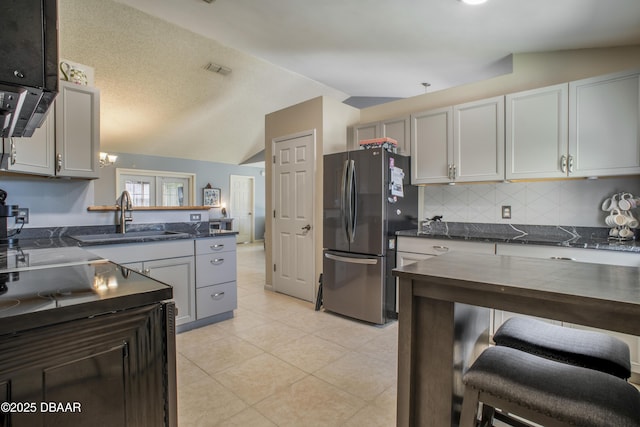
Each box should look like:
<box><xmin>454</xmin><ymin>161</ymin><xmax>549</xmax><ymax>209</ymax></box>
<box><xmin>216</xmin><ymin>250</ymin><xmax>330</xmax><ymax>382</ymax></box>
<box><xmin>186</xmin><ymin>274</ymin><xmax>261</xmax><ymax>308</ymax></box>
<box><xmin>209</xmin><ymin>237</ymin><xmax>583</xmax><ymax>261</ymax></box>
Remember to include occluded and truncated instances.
<box><xmin>302</xmin><ymin>224</ymin><xmax>311</xmax><ymax>231</ymax></box>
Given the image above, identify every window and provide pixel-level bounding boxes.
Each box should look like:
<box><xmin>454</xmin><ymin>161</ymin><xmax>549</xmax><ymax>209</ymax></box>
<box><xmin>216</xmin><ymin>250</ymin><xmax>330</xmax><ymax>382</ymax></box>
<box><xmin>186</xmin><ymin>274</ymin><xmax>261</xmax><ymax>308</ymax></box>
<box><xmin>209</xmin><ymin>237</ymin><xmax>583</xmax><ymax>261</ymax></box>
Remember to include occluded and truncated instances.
<box><xmin>116</xmin><ymin>168</ymin><xmax>196</xmax><ymax>207</ymax></box>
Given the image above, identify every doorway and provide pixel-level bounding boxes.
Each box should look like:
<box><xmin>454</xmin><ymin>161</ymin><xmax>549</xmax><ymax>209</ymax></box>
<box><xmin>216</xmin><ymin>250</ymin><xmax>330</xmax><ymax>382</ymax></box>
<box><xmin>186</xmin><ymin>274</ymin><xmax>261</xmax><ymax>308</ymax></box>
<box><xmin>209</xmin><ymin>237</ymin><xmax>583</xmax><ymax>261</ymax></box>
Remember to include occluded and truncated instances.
<box><xmin>271</xmin><ymin>130</ymin><xmax>316</xmax><ymax>302</ymax></box>
<box><xmin>230</xmin><ymin>175</ymin><xmax>255</xmax><ymax>243</ymax></box>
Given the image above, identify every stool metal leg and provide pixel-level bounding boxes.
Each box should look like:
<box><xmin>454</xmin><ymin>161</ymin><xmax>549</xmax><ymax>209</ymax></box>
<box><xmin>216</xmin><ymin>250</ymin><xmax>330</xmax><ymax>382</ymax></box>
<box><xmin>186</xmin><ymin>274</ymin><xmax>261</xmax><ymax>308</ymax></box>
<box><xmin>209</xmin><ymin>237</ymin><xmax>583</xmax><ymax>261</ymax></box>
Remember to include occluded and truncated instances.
<box><xmin>479</xmin><ymin>403</ymin><xmax>495</xmax><ymax>427</ymax></box>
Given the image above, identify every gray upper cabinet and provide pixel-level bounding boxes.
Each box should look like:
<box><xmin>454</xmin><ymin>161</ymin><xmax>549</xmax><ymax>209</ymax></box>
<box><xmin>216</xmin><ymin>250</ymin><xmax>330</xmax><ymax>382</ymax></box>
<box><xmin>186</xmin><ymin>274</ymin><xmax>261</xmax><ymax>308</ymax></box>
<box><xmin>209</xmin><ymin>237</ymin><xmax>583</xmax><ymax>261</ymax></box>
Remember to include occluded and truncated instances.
<box><xmin>506</xmin><ymin>83</ymin><xmax>569</xmax><ymax>180</ymax></box>
<box><xmin>412</xmin><ymin>96</ymin><xmax>504</xmax><ymax>184</ymax></box>
<box><xmin>453</xmin><ymin>96</ymin><xmax>504</xmax><ymax>182</ymax></box>
<box><xmin>351</xmin><ymin>122</ymin><xmax>379</xmax><ymax>150</ymax></box>
<box><xmin>351</xmin><ymin>116</ymin><xmax>410</xmax><ymax>155</ymax></box>
<box><xmin>55</xmin><ymin>81</ymin><xmax>100</xmax><ymax>178</ymax></box>
<box><xmin>3</xmin><ymin>80</ymin><xmax>100</xmax><ymax>179</ymax></box>
<box><xmin>568</xmin><ymin>69</ymin><xmax>640</xmax><ymax>178</ymax></box>
<box><xmin>3</xmin><ymin>109</ymin><xmax>56</xmax><ymax>175</ymax></box>
<box><xmin>411</xmin><ymin>106</ymin><xmax>452</xmax><ymax>184</ymax></box>
<box><xmin>381</xmin><ymin>116</ymin><xmax>410</xmax><ymax>155</ymax></box>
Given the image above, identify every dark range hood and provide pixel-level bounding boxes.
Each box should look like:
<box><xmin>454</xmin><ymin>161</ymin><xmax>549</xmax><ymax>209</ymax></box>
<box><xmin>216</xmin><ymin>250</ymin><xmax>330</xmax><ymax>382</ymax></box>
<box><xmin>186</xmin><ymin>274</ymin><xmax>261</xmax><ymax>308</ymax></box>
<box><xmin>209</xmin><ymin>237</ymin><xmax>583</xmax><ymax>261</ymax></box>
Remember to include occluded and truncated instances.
<box><xmin>0</xmin><ymin>0</ymin><xmax>58</xmax><ymax>138</ymax></box>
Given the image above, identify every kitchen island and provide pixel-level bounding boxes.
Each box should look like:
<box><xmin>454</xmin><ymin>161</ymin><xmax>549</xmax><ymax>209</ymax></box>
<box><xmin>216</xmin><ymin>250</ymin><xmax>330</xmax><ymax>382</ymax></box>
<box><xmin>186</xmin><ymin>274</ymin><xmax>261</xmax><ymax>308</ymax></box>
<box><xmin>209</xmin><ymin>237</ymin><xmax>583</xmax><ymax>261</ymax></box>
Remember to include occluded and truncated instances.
<box><xmin>0</xmin><ymin>247</ymin><xmax>177</xmax><ymax>427</ymax></box>
<box><xmin>393</xmin><ymin>251</ymin><xmax>640</xmax><ymax>427</ymax></box>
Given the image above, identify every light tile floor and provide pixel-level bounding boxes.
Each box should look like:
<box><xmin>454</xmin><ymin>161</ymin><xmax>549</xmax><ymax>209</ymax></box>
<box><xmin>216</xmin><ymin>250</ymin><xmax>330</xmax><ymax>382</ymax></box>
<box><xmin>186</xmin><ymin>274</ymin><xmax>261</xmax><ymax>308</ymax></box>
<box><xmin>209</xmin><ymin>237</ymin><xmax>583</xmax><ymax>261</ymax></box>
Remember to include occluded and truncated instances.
<box><xmin>177</xmin><ymin>243</ymin><xmax>398</xmax><ymax>426</ymax></box>
<box><xmin>177</xmin><ymin>243</ymin><xmax>640</xmax><ymax>426</ymax></box>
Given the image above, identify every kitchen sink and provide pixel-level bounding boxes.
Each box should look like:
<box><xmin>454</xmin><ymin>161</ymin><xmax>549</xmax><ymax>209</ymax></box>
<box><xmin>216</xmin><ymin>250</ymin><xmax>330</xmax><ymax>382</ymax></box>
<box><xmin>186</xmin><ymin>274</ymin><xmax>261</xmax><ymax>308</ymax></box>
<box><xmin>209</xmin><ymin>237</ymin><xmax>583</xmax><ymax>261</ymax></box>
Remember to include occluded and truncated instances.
<box><xmin>70</xmin><ymin>230</ymin><xmax>192</xmax><ymax>245</ymax></box>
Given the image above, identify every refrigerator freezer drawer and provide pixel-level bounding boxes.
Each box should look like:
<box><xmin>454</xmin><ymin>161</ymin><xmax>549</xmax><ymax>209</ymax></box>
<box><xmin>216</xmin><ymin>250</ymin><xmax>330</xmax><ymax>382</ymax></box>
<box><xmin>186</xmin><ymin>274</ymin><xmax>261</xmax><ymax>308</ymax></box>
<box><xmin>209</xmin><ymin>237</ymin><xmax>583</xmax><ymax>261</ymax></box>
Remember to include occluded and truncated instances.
<box><xmin>322</xmin><ymin>251</ymin><xmax>385</xmax><ymax>324</ymax></box>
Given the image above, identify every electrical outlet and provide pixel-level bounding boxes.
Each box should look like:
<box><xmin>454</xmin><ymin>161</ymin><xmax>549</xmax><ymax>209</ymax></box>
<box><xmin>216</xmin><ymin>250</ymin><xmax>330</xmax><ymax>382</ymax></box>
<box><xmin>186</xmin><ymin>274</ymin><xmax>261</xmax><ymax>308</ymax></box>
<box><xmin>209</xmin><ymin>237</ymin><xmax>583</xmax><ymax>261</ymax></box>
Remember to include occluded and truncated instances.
<box><xmin>190</xmin><ymin>213</ymin><xmax>201</xmax><ymax>222</ymax></box>
<box><xmin>16</xmin><ymin>208</ymin><xmax>29</xmax><ymax>224</ymax></box>
<box><xmin>501</xmin><ymin>205</ymin><xmax>511</xmax><ymax>219</ymax></box>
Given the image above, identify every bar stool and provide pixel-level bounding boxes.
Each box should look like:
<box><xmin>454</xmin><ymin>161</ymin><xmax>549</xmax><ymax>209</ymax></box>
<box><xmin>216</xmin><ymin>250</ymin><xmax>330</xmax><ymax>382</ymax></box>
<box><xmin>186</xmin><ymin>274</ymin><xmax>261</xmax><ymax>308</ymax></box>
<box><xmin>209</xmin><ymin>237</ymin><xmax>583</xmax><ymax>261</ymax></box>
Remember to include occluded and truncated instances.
<box><xmin>493</xmin><ymin>316</ymin><xmax>631</xmax><ymax>379</ymax></box>
<box><xmin>460</xmin><ymin>346</ymin><xmax>640</xmax><ymax>427</ymax></box>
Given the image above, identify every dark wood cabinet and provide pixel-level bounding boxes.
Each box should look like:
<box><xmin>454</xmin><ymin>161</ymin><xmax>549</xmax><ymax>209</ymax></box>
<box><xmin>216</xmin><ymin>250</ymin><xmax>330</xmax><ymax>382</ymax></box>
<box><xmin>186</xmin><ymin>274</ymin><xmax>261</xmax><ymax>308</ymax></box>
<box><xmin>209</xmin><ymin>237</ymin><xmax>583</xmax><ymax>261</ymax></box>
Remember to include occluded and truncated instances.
<box><xmin>0</xmin><ymin>0</ymin><xmax>57</xmax><ymax>89</ymax></box>
<box><xmin>0</xmin><ymin>303</ymin><xmax>176</xmax><ymax>427</ymax></box>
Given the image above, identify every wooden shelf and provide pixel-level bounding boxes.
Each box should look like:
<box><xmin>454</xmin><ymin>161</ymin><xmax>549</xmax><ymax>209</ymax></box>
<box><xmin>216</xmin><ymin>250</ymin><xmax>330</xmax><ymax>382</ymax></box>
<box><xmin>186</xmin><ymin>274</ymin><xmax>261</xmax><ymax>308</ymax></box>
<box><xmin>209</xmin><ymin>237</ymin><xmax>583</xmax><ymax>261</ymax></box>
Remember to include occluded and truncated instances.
<box><xmin>87</xmin><ymin>205</ymin><xmax>212</xmax><ymax>212</ymax></box>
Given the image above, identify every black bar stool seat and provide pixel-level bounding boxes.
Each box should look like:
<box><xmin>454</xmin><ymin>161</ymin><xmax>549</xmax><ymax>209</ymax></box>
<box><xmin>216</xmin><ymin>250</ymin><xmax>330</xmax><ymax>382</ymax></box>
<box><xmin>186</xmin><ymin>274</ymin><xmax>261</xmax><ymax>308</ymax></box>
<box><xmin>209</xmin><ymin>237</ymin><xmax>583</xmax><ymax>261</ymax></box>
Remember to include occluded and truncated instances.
<box><xmin>460</xmin><ymin>346</ymin><xmax>640</xmax><ymax>427</ymax></box>
<box><xmin>493</xmin><ymin>316</ymin><xmax>631</xmax><ymax>379</ymax></box>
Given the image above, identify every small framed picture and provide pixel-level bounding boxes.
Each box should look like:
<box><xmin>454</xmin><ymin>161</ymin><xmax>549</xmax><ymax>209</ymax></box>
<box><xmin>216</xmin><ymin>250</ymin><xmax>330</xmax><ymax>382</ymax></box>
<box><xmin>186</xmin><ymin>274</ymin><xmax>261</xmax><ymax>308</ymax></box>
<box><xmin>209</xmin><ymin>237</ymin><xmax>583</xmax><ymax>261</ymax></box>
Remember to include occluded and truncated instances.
<box><xmin>203</xmin><ymin>187</ymin><xmax>221</xmax><ymax>207</ymax></box>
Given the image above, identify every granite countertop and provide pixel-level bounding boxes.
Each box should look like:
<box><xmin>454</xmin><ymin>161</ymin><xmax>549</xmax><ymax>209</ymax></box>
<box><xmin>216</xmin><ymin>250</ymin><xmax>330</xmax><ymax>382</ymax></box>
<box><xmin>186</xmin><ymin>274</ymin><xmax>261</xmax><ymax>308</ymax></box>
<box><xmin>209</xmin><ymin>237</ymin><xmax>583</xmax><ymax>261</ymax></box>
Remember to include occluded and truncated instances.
<box><xmin>2</xmin><ymin>222</ymin><xmax>238</xmax><ymax>250</ymax></box>
<box><xmin>396</xmin><ymin>222</ymin><xmax>640</xmax><ymax>253</ymax></box>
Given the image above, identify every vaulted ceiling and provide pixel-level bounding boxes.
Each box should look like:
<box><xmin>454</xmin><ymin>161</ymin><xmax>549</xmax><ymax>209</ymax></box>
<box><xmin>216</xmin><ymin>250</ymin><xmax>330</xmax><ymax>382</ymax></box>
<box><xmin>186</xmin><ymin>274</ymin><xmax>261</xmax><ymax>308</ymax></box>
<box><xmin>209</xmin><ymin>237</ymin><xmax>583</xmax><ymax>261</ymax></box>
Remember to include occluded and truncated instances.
<box><xmin>59</xmin><ymin>0</ymin><xmax>640</xmax><ymax>165</ymax></box>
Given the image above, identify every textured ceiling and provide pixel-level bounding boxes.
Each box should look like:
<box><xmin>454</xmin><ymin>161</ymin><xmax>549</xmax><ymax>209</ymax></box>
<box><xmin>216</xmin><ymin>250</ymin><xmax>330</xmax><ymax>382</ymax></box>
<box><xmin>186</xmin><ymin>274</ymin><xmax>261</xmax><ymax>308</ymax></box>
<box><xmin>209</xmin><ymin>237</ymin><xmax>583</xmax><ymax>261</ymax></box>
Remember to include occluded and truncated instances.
<box><xmin>58</xmin><ymin>0</ymin><xmax>640</xmax><ymax>165</ymax></box>
<box><xmin>58</xmin><ymin>0</ymin><xmax>348</xmax><ymax>165</ymax></box>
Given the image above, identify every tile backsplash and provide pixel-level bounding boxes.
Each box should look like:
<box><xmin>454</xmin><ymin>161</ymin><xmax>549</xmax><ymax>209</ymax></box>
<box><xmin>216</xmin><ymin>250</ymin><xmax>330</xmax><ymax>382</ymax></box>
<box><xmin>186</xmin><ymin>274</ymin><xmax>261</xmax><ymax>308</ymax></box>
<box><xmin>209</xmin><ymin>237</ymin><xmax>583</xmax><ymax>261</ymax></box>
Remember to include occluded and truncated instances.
<box><xmin>420</xmin><ymin>177</ymin><xmax>640</xmax><ymax>227</ymax></box>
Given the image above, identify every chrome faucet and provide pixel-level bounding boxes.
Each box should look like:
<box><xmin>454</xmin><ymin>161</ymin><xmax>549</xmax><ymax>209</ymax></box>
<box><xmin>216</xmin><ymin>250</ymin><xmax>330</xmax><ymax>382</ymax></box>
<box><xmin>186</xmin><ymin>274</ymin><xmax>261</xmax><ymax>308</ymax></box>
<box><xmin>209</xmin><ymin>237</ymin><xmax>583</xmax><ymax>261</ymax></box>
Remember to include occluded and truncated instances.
<box><xmin>117</xmin><ymin>190</ymin><xmax>133</xmax><ymax>234</ymax></box>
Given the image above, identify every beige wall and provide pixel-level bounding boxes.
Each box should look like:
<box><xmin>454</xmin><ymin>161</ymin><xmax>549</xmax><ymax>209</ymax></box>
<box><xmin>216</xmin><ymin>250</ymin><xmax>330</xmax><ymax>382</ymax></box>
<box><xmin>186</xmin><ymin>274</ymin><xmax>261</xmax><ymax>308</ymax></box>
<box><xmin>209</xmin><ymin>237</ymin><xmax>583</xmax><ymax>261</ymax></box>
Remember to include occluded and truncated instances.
<box><xmin>264</xmin><ymin>97</ymin><xmax>359</xmax><ymax>289</ymax></box>
<box><xmin>360</xmin><ymin>45</ymin><xmax>640</xmax><ymax>123</ymax></box>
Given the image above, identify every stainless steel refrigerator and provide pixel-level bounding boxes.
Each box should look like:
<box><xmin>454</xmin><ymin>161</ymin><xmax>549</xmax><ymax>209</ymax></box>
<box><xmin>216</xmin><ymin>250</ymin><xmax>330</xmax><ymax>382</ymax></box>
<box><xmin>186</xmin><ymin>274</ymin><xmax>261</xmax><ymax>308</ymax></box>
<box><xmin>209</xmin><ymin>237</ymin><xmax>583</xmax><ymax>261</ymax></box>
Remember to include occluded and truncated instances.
<box><xmin>322</xmin><ymin>147</ymin><xmax>417</xmax><ymax>324</ymax></box>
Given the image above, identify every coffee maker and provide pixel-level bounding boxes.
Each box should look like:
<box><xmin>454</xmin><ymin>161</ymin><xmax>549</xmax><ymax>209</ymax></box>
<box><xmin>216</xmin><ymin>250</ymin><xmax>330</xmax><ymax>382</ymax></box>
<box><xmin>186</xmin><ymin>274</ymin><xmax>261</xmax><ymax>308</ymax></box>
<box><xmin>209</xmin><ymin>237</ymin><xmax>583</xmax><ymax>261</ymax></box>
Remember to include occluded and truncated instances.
<box><xmin>0</xmin><ymin>188</ymin><xmax>20</xmax><ymax>246</ymax></box>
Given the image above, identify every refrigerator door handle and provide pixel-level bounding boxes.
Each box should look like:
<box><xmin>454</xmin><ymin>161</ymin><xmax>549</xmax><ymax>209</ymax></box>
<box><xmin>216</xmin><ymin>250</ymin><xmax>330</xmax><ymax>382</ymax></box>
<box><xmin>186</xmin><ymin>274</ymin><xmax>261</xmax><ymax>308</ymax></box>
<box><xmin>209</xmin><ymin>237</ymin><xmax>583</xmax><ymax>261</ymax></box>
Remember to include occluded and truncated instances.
<box><xmin>325</xmin><ymin>253</ymin><xmax>378</xmax><ymax>265</ymax></box>
<box><xmin>341</xmin><ymin>159</ymin><xmax>350</xmax><ymax>242</ymax></box>
<box><xmin>350</xmin><ymin>159</ymin><xmax>358</xmax><ymax>243</ymax></box>
<box><xmin>346</xmin><ymin>159</ymin><xmax>356</xmax><ymax>243</ymax></box>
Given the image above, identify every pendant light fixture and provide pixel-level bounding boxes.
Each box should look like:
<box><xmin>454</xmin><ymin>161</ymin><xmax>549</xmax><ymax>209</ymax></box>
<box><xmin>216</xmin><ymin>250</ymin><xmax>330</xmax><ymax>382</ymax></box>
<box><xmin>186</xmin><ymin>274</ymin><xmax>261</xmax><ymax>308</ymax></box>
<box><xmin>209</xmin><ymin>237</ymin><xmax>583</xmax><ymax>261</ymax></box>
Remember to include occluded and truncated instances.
<box><xmin>460</xmin><ymin>0</ymin><xmax>488</xmax><ymax>5</ymax></box>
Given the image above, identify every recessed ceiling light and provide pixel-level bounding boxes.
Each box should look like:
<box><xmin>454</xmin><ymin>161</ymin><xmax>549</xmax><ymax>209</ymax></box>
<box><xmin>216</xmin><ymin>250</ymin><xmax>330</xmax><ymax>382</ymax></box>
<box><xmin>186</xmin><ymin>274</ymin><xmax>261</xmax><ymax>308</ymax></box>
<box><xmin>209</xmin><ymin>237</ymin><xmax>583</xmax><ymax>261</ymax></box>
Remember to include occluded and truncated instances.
<box><xmin>460</xmin><ymin>0</ymin><xmax>488</xmax><ymax>5</ymax></box>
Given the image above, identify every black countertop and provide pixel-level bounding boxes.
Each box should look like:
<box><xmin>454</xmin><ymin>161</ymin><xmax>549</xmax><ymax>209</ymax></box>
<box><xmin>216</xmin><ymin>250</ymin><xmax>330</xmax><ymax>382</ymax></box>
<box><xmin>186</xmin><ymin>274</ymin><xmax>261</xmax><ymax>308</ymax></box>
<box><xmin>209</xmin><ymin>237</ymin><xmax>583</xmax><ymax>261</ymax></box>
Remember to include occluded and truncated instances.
<box><xmin>0</xmin><ymin>259</ymin><xmax>173</xmax><ymax>335</ymax></box>
<box><xmin>396</xmin><ymin>222</ymin><xmax>640</xmax><ymax>253</ymax></box>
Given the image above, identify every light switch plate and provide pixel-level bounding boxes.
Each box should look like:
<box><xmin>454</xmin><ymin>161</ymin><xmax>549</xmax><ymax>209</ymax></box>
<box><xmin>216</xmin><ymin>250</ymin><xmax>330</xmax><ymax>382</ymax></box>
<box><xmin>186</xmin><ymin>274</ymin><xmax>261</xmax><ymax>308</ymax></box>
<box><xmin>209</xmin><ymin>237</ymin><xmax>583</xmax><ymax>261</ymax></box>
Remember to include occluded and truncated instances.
<box><xmin>190</xmin><ymin>213</ymin><xmax>201</xmax><ymax>221</ymax></box>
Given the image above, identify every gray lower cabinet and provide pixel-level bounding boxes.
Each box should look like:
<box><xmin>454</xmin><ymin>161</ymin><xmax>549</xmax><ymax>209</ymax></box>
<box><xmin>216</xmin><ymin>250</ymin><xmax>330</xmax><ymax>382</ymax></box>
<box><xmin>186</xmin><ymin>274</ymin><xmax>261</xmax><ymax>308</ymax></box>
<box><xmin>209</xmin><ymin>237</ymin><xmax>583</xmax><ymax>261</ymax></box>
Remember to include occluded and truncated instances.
<box><xmin>122</xmin><ymin>257</ymin><xmax>195</xmax><ymax>326</ymax></box>
<box><xmin>195</xmin><ymin>236</ymin><xmax>237</xmax><ymax>320</ymax></box>
<box><xmin>85</xmin><ymin>236</ymin><xmax>238</xmax><ymax>330</ymax></box>
<box><xmin>85</xmin><ymin>240</ymin><xmax>195</xmax><ymax>326</ymax></box>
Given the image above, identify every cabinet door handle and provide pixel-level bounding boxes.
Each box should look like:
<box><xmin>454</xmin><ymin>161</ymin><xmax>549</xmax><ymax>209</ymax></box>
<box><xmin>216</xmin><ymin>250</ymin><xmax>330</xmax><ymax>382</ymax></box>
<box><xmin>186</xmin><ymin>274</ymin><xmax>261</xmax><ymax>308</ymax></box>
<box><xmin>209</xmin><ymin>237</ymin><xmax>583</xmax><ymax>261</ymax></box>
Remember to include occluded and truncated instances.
<box><xmin>447</xmin><ymin>164</ymin><xmax>453</xmax><ymax>180</ymax></box>
<box><xmin>567</xmin><ymin>155</ymin><xmax>574</xmax><ymax>173</ymax></box>
<box><xmin>10</xmin><ymin>140</ymin><xmax>16</xmax><ymax>165</ymax></box>
<box><xmin>210</xmin><ymin>258</ymin><xmax>224</xmax><ymax>265</ymax></box>
<box><xmin>56</xmin><ymin>153</ymin><xmax>63</xmax><ymax>172</ymax></box>
<box><xmin>143</xmin><ymin>268</ymin><xmax>151</xmax><ymax>274</ymax></box>
<box><xmin>560</xmin><ymin>155</ymin><xmax>567</xmax><ymax>173</ymax></box>
<box><xmin>210</xmin><ymin>244</ymin><xmax>224</xmax><ymax>250</ymax></box>
<box><xmin>433</xmin><ymin>245</ymin><xmax>449</xmax><ymax>252</ymax></box>
<box><xmin>211</xmin><ymin>292</ymin><xmax>225</xmax><ymax>300</ymax></box>
<box><xmin>452</xmin><ymin>164</ymin><xmax>456</xmax><ymax>180</ymax></box>
<box><xmin>549</xmin><ymin>256</ymin><xmax>575</xmax><ymax>261</ymax></box>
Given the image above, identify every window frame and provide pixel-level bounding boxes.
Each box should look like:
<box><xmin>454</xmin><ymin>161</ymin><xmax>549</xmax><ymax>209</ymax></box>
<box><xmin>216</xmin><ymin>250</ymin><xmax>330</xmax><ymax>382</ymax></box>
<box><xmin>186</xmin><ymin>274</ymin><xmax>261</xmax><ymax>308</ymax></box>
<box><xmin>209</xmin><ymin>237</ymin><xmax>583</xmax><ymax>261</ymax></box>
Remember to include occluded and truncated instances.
<box><xmin>115</xmin><ymin>168</ymin><xmax>197</xmax><ymax>207</ymax></box>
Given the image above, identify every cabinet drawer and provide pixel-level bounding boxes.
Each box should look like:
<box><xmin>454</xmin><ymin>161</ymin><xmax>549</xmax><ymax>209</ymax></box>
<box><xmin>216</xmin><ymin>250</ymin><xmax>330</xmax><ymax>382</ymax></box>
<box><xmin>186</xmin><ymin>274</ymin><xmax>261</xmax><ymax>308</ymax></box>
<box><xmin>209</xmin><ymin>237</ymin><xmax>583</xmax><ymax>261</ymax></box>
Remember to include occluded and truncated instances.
<box><xmin>196</xmin><ymin>252</ymin><xmax>236</xmax><ymax>287</ymax></box>
<box><xmin>397</xmin><ymin>236</ymin><xmax>496</xmax><ymax>256</ymax></box>
<box><xmin>496</xmin><ymin>243</ymin><xmax>640</xmax><ymax>267</ymax></box>
<box><xmin>195</xmin><ymin>236</ymin><xmax>236</xmax><ymax>255</ymax></box>
<box><xmin>196</xmin><ymin>282</ymin><xmax>237</xmax><ymax>319</ymax></box>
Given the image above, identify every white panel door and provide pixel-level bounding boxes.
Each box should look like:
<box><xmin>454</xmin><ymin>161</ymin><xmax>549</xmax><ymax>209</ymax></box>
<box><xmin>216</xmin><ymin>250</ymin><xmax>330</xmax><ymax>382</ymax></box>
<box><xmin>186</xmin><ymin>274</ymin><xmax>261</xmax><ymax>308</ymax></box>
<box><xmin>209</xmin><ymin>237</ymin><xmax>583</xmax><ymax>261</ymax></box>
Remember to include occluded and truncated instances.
<box><xmin>230</xmin><ymin>175</ymin><xmax>254</xmax><ymax>243</ymax></box>
<box><xmin>272</xmin><ymin>131</ymin><xmax>315</xmax><ymax>302</ymax></box>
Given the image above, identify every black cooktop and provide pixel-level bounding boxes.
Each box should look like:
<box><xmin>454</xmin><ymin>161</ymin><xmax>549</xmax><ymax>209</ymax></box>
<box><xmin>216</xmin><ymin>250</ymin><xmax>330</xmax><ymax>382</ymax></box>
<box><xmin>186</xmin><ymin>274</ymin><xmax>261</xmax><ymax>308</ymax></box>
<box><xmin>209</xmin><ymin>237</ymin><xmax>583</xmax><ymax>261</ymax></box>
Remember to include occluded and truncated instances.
<box><xmin>0</xmin><ymin>259</ymin><xmax>173</xmax><ymax>333</ymax></box>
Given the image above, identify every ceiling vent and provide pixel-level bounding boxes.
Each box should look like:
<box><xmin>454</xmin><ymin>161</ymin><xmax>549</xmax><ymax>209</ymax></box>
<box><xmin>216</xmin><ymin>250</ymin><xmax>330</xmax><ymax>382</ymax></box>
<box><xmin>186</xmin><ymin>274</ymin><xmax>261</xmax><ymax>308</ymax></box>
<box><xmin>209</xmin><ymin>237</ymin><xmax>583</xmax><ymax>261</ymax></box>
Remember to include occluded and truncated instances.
<box><xmin>203</xmin><ymin>62</ymin><xmax>232</xmax><ymax>76</ymax></box>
